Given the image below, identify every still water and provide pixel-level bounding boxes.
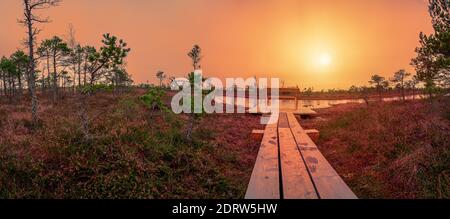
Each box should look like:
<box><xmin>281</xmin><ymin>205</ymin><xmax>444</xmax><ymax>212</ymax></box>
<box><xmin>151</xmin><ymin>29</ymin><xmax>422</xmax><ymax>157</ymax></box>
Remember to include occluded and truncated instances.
<box><xmin>217</xmin><ymin>94</ymin><xmax>425</xmax><ymax>111</ymax></box>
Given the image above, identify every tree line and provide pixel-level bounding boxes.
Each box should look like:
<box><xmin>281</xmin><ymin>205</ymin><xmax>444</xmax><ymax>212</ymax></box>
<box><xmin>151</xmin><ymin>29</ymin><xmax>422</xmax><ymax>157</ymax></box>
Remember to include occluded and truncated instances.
<box><xmin>0</xmin><ymin>33</ymin><xmax>133</xmax><ymax>102</ymax></box>
<box><xmin>0</xmin><ymin>0</ymin><xmax>132</xmax><ymax>129</ymax></box>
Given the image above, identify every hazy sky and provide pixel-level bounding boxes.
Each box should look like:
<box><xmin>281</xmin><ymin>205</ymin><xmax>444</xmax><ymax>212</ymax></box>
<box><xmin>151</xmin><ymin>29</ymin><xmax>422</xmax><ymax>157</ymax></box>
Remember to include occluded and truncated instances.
<box><xmin>0</xmin><ymin>0</ymin><xmax>434</xmax><ymax>89</ymax></box>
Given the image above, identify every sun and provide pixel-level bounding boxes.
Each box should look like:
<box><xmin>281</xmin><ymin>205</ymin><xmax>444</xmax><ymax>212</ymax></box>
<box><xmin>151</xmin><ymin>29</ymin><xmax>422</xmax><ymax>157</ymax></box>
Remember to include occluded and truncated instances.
<box><xmin>317</xmin><ymin>53</ymin><xmax>332</xmax><ymax>67</ymax></box>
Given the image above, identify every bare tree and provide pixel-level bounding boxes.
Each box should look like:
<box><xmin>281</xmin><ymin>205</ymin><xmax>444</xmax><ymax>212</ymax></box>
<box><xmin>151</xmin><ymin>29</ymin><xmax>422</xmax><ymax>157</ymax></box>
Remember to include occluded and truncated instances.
<box><xmin>65</xmin><ymin>24</ymin><xmax>81</xmax><ymax>92</ymax></box>
<box><xmin>20</xmin><ymin>0</ymin><xmax>61</xmax><ymax>126</ymax></box>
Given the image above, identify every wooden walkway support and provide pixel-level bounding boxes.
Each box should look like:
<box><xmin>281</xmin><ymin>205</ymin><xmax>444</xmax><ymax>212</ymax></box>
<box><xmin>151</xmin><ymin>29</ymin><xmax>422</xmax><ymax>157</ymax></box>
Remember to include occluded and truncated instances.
<box><xmin>245</xmin><ymin>112</ymin><xmax>357</xmax><ymax>199</ymax></box>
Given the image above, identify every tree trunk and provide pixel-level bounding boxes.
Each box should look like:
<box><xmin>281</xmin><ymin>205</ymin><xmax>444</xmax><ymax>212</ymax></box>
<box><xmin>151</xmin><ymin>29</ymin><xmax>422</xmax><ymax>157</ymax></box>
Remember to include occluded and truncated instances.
<box><xmin>17</xmin><ymin>72</ymin><xmax>23</xmax><ymax>98</ymax></box>
<box><xmin>46</xmin><ymin>54</ymin><xmax>51</xmax><ymax>94</ymax></box>
<box><xmin>378</xmin><ymin>87</ymin><xmax>382</xmax><ymax>101</ymax></box>
<box><xmin>401</xmin><ymin>87</ymin><xmax>405</xmax><ymax>101</ymax></box>
<box><xmin>2</xmin><ymin>75</ymin><xmax>6</xmax><ymax>97</ymax></box>
<box><xmin>401</xmin><ymin>79</ymin><xmax>405</xmax><ymax>101</ymax></box>
<box><xmin>73</xmin><ymin>64</ymin><xmax>77</xmax><ymax>93</ymax></box>
<box><xmin>78</xmin><ymin>58</ymin><xmax>81</xmax><ymax>89</ymax></box>
<box><xmin>52</xmin><ymin>51</ymin><xmax>57</xmax><ymax>103</ymax></box>
<box><xmin>83</xmin><ymin>56</ymin><xmax>87</xmax><ymax>86</ymax></box>
<box><xmin>186</xmin><ymin>113</ymin><xmax>194</xmax><ymax>141</ymax></box>
<box><xmin>42</xmin><ymin>66</ymin><xmax>46</xmax><ymax>93</ymax></box>
<box><xmin>8</xmin><ymin>71</ymin><xmax>13</xmax><ymax>97</ymax></box>
<box><xmin>25</xmin><ymin>0</ymin><xmax>39</xmax><ymax>126</ymax></box>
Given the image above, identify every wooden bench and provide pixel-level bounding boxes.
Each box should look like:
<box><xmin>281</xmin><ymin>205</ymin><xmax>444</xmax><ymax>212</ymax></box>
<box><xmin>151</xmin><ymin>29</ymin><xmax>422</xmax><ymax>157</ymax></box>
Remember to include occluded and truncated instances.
<box><xmin>245</xmin><ymin>112</ymin><xmax>357</xmax><ymax>199</ymax></box>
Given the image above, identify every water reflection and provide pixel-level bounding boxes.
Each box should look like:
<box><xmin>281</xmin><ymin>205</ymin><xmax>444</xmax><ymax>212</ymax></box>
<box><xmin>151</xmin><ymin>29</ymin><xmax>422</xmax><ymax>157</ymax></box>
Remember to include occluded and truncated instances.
<box><xmin>217</xmin><ymin>94</ymin><xmax>425</xmax><ymax>111</ymax></box>
<box><xmin>289</xmin><ymin>94</ymin><xmax>425</xmax><ymax>110</ymax></box>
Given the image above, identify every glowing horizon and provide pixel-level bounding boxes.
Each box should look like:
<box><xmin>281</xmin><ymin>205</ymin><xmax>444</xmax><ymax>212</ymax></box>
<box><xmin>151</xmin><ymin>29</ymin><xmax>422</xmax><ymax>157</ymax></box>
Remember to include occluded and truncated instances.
<box><xmin>0</xmin><ymin>0</ymin><xmax>434</xmax><ymax>90</ymax></box>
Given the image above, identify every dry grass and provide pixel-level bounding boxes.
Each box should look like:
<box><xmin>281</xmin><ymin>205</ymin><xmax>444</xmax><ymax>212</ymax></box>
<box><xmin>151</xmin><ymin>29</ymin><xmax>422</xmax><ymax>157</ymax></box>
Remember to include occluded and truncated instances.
<box><xmin>0</xmin><ymin>89</ymin><xmax>263</xmax><ymax>199</ymax></box>
<box><xmin>303</xmin><ymin>98</ymin><xmax>450</xmax><ymax>199</ymax></box>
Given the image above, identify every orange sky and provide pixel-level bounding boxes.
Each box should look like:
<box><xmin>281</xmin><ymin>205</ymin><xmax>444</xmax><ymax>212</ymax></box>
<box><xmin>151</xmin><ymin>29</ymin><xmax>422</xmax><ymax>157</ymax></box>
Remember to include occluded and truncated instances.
<box><xmin>0</xmin><ymin>0</ymin><xmax>434</xmax><ymax>90</ymax></box>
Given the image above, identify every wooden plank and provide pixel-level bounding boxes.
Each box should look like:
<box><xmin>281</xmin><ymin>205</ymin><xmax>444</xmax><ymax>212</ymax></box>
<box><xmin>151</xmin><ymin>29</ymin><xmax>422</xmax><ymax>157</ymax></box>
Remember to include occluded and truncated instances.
<box><xmin>286</xmin><ymin>113</ymin><xmax>357</xmax><ymax>199</ymax></box>
<box><xmin>245</xmin><ymin>122</ymin><xmax>280</xmax><ymax>199</ymax></box>
<box><xmin>247</xmin><ymin>108</ymin><xmax>317</xmax><ymax>116</ymax></box>
<box><xmin>292</xmin><ymin>109</ymin><xmax>318</xmax><ymax>116</ymax></box>
<box><xmin>278</xmin><ymin>113</ymin><xmax>318</xmax><ymax>199</ymax></box>
<box><xmin>305</xmin><ymin>129</ymin><xmax>320</xmax><ymax>142</ymax></box>
<box><xmin>278</xmin><ymin>113</ymin><xmax>289</xmax><ymax>128</ymax></box>
<box><xmin>251</xmin><ymin>130</ymin><xmax>265</xmax><ymax>141</ymax></box>
<box><xmin>305</xmin><ymin>129</ymin><xmax>319</xmax><ymax>134</ymax></box>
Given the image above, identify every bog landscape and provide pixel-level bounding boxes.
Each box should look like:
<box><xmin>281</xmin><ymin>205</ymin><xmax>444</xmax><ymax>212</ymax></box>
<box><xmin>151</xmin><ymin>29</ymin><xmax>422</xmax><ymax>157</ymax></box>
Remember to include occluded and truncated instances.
<box><xmin>0</xmin><ymin>0</ymin><xmax>449</xmax><ymax>199</ymax></box>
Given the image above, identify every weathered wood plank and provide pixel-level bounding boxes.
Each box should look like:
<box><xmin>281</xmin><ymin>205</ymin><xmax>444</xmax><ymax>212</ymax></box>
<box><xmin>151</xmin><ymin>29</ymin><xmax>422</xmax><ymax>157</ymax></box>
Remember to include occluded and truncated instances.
<box><xmin>305</xmin><ymin>129</ymin><xmax>320</xmax><ymax>142</ymax></box>
<box><xmin>251</xmin><ymin>130</ymin><xmax>265</xmax><ymax>141</ymax></box>
<box><xmin>245</xmin><ymin>122</ymin><xmax>280</xmax><ymax>199</ymax></box>
<box><xmin>286</xmin><ymin>113</ymin><xmax>357</xmax><ymax>199</ymax></box>
<box><xmin>292</xmin><ymin>109</ymin><xmax>318</xmax><ymax>117</ymax></box>
<box><xmin>278</xmin><ymin>113</ymin><xmax>318</xmax><ymax>199</ymax></box>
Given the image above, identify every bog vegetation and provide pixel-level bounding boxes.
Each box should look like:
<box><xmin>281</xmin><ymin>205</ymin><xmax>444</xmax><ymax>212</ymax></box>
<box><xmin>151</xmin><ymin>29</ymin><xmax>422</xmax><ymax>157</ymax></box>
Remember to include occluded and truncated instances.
<box><xmin>0</xmin><ymin>0</ymin><xmax>448</xmax><ymax>198</ymax></box>
<box><xmin>0</xmin><ymin>0</ymin><xmax>265</xmax><ymax>199</ymax></box>
<box><xmin>313</xmin><ymin>99</ymin><xmax>449</xmax><ymax>199</ymax></box>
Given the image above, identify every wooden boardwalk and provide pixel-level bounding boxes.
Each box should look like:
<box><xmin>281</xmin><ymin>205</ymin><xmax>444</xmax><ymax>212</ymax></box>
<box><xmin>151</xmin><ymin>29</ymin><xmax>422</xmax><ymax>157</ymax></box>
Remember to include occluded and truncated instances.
<box><xmin>245</xmin><ymin>112</ymin><xmax>357</xmax><ymax>199</ymax></box>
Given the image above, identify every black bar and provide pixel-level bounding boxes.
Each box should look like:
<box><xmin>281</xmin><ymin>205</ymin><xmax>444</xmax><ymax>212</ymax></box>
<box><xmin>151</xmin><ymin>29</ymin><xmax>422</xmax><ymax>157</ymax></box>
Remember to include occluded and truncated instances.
<box><xmin>0</xmin><ymin>200</ymin><xmax>446</xmax><ymax>218</ymax></box>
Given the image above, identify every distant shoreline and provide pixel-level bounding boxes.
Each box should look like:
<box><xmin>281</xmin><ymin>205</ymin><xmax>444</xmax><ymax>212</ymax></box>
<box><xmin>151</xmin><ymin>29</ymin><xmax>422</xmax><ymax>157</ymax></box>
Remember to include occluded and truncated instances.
<box><xmin>164</xmin><ymin>89</ymin><xmax>426</xmax><ymax>101</ymax></box>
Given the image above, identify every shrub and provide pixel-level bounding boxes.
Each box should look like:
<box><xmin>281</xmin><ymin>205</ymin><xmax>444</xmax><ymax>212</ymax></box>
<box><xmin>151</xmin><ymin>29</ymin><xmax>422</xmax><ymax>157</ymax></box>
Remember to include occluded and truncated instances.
<box><xmin>140</xmin><ymin>87</ymin><xmax>168</xmax><ymax>111</ymax></box>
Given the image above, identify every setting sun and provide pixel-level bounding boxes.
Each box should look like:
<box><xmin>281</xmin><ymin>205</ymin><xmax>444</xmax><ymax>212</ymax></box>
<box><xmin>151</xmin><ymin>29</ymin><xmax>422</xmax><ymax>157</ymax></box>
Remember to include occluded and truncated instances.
<box><xmin>318</xmin><ymin>53</ymin><xmax>332</xmax><ymax>67</ymax></box>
